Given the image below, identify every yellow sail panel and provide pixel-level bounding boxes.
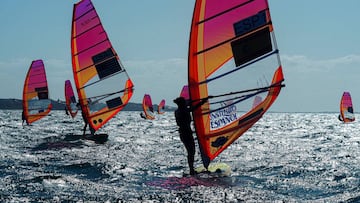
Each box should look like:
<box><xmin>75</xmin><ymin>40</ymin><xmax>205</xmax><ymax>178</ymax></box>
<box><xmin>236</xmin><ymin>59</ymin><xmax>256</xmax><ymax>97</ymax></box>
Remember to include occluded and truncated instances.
<box><xmin>71</xmin><ymin>0</ymin><xmax>134</xmax><ymax>131</ymax></box>
<box><xmin>22</xmin><ymin>60</ymin><xmax>52</xmax><ymax>124</ymax></box>
<box><xmin>188</xmin><ymin>0</ymin><xmax>284</xmax><ymax>168</ymax></box>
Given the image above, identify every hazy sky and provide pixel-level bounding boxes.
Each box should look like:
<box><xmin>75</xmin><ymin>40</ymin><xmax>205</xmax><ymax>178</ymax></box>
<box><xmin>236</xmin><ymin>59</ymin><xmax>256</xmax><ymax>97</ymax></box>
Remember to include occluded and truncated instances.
<box><xmin>1</xmin><ymin>1</ymin><xmax>359</xmax><ymax>112</ymax></box>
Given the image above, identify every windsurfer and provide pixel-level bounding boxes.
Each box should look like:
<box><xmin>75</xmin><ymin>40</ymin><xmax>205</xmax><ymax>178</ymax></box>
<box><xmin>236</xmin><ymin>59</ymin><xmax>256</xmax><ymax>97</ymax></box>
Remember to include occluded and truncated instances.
<box><xmin>77</xmin><ymin>103</ymin><xmax>95</xmax><ymax>136</ymax></box>
<box><xmin>173</xmin><ymin>96</ymin><xmax>208</xmax><ymax>175</ymax></box>
<box><xmin>65</xmin><ymin>106</ymin><xmax>69</xmax><ymax>115</ymax></box>
<box><xmin>22</xmin><ymin>110</ymin><xmax>28</xmax><ymax>125</ymax></box>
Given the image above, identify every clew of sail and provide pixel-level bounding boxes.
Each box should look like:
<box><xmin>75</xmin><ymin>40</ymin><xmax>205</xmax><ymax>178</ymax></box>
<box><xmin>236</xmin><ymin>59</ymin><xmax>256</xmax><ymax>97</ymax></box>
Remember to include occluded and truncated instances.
<box><xmin>64</xmin><ymin>80</ymin><xmax>78</xmax><ymax>118</ymax></box>
<box><xmin>22</xmin><ymin>60</ymin><xmax>52</xmax><ymax>124</ymax></box>
<box><xmin>71</xmin><ymin>0</ymin><xmax>134</xmax><ymax>131</ymax></box>
<box><xmin>188</xmin><ymin>0</ymin><xmax>285</xmax><ymax>168</ymax></box>
<box><xmin>157</xmin><ymin>99</ymin><xmax>166</xmax><ymax>114</ymax></box>
<box><xmin>142</xmin><ymin>94</ymin><xmax>155</xmax><ymax>120</ymax></box>
<box><xmin>340</xmin><ymin>92</ymin><xmax>355</xmax><ymax>122</ymax></box>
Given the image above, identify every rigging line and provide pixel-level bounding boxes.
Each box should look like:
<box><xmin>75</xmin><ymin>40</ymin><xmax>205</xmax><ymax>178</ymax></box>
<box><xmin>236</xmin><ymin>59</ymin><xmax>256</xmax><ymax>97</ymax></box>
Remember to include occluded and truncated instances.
<box><xmin>90</xmin><ymin>88</ymin><xmax>130</xmax><ymax>104</ymax></box>
<box><xmin>80</xmin><ymin>69</ymin><xmax>125</xmax><ymax>90</ymax></box>
<box><xmin>84</xmin><ymin>86</ymin><xmax>133</xmax><ymax>103</ymax></box>
<box><xmin>209</xmin><ymin>89</ymin><xmax>264</xmax><ymax>106</ymax></box>
<box><xmin>202</xmin><ymin>88</ymin><xmax>269</xmax><ymax>115</ymax></box>
<box><xmin>196</xmin><ymin>22</ymin><xmax>272</xmax><ymax>55</ymax></box>
<box><xmin>197</xmin><ymin>0</ymin><xmax>255</xmax><ymax>24</ymax></box>
<box><xmin>199</xmin><ymin>50</ymin><xmax>279</xmax><ymax>85</ymax></box>
<box><xmin>191</xmin><ymin>81</ymin><xmax>283</xmax><ymax>103</ymax></box>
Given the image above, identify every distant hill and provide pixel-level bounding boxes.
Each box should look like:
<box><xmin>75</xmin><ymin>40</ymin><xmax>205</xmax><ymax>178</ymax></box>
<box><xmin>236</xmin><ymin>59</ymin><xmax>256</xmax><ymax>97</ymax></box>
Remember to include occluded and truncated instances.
<box><xmin>0</xmin><ymin>98</ymin><xmax>176</xmax><ymax>111</ymax></box>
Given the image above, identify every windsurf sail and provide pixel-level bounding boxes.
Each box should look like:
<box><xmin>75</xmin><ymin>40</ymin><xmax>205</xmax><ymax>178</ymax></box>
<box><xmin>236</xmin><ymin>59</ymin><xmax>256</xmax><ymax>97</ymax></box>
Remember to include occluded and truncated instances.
<box><xmin>71</xmin><ymin>0</ymin><xmax>134</xmax><ymax>131</ymax></box>
<box><xmin>339</xmin><ymin>92</ymin><xmax>355</xmax><ymax>122</ymax></box>
<box><xmin>188</xmin><ymin>0</ymin><xmax>285</xmax><ymax>168</ymax></box>
<box><xmin>179</xmin><ymin>85</ymin><xmax>191</xmax><ymax>105</ymax></box>
<box><xmin>64</xmin><ymin>80</ymin><xmax>78</xmax><ymax>118</ymax></box>
<box><xmin>142</xmin><ymin>94</ymin><xmax>155</xmax><ymax>120</ymax></box>
<box><xmin>22</xmin><ymin>60</ymin><xmax>52</xmax><ymax>124</ymax></box>
<box><xmin>157</xmin><ymin>99</ymin><xmax>166</xmax><ymax>114</ymax></box>
<box><xmin>180</xmin><ymin>85</ymin><xmax>190</xmax><ymax>101</ymax></box>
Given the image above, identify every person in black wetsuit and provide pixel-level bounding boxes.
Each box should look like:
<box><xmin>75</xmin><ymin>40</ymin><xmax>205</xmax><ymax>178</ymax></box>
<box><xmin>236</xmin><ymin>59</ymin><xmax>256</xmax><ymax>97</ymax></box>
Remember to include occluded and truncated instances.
<box><xmin>77</xmin><ymin>102</ymin><xmax>95</xmax><ymax>136</ymax></box>
<box><xmin>173</xmin><ymin>96</ymin><xmax>207</xmax><ymax>175</ymax></box>
<box><xmin>22</xmin><ymin>110</ymin><xmax>28</xmax><ymax>126</ymax></box>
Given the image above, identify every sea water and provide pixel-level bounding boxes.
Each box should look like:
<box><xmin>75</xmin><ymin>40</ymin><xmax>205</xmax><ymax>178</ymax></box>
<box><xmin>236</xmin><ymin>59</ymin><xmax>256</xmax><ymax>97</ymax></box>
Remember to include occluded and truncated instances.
<box><xmin>0</xmin><ymin>110</ymin><xmax>360</xmax><ymax>202</ymax></box>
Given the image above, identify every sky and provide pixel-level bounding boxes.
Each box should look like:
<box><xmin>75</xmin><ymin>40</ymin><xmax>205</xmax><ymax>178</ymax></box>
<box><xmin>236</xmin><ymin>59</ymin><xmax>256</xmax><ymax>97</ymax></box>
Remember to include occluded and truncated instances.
<box><xmin>1</xmin><ymin>0</ymin><xmax>360</xmax><ymax>113</ymax></box>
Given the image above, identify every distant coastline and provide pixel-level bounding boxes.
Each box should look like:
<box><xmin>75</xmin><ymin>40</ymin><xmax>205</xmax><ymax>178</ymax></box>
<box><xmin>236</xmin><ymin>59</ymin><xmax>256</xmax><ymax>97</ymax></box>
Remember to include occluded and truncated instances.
<box><xmin>0</xmin><ymin>98</ymin><xmax>176</xmax><ymax>111</ymax></box>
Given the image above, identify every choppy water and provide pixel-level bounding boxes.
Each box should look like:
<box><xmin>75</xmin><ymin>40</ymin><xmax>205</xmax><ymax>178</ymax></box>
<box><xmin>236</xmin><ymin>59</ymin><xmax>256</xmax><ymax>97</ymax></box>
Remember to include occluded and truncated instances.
<box><xmin>1</xmin><ymin>110</ymin><xmax>360</xmax><ymax>202</ymax></box>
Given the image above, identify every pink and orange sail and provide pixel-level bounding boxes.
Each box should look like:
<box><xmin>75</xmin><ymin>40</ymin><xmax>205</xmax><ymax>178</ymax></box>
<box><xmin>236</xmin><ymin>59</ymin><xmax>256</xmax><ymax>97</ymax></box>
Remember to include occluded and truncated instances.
<box><xmin>339</xmin><ymin>92</ymin><xmax>355</xmax><ymax>122</ymax></box>
<box><xmin>180</xmin><ymin>85</ymin><xmax>190</xmax><ymax>101</ymax></box>
<box><xmin>22</xmin><ymin>60</ymin><xmax>52</xmax><ymax>124</ymax></box>
<box><xmin>64</xmin><ymin>80</ymin><xmax>78</xmax><ymax>118</ymax></box>
<box><xmin>157</xmin><ymin>99</ymin><xmax>166</xmax><ymax>114</ymax></box>
<box><xmin>71</xmin><ymin>0</ymin><xmax>134</xmax><ymax>131</ymax></box>
<box><xmin>188</xmin><ymin>0</ymin><xmax>285</xmax><ymax>168</ymax></box>
<box><xmin>142</xmin><ymin>94</ymin><xmax>155</xmax><ymax>120</ymax></box>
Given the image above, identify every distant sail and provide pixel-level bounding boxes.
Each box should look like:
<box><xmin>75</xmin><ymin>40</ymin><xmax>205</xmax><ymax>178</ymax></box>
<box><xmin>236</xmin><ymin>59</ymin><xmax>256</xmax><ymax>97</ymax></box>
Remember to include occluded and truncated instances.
<box><xmin>252</xmin><ymin>96</ymin><xmax>262</xmax><ymax>109</ymax></box>
<box><xmin>180</xmin><ymin>85</ymin><xmax>191</xmax><ymax>106</ymax></box>
<box><xmin>22</xmin><ymin>60</ymin><xmax>52</xmax><ymax>124</ymax></box>
<box><xmin>180</xmin><ymin>85</ymin><xmax>190</xmax><ymax>100</ymax></box>
<box><xmin>142</xmin><ymin>94</ymin><xmax>155</xmax><ymax>120</ymax></box>
<box><xmin>157</xmin><ymin>99</ymin><xmax>166</xmax><ymax>114</ymax></box>
<box><xmin>64</xmin><ymin>80</ymin><xmax>78</xmax><ymax>118</ymax></box>
<box><xmin>188</xmin><ymin>0</ymin><xmax>285</xmax><ymax>168</ymax></box>
<box><xmin>339</xmin><ymin>92</ymin><xmax>355</xmax><ymax>122</ymax></box>
<box><xmin>71</xmin><ymin>0</ymin><xmax>134</xmax><ymax>131</ymax></box>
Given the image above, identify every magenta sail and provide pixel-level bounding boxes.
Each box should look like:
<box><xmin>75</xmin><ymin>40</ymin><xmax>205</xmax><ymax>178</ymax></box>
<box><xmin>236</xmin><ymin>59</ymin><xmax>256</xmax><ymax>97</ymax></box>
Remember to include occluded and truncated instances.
<box><xmin>22</xmin><ymin>60</ymin><xmax>52</xmax><ymax>124</ymax></box>
<box><xmin>64</xmin><ymin>80</ymin><xmax>78</xmax><ymax>118</ymax></box>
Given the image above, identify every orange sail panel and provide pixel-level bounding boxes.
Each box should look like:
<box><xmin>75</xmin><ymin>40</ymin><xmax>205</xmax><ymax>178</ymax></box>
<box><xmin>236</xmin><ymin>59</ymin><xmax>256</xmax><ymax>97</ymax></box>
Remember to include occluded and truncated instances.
<box><xmin>22</xmin><ymin>60</ymin><xmax>52</xmax><ymax>124</ymax></box>
<box><xmin>157</xmin><ymin>99</ymin><xmax>166</xmax><ymax>114</ymax></box>
<box><xmin>142</xmin><ymin>94</ymin><xmax>155</xmax><ymax>120</ymax></box>
<box><xmin>339</xmin><ymin>92</ymin><xmax>355</xmax><ymax>122</ymax></box>
<box><xmin>64</xmin><ymin>80</ymin><xmax>78</xmax><ymax>118</ymax></box>
<box><xmin>188</xmin><ymin>0</ymin><xmax>285</xmax><ymax>167</ymax></box>
<box><xmin>71</xmin><ymin>0</ymin><xmax>134</xmax><ymax>131</ymax></box>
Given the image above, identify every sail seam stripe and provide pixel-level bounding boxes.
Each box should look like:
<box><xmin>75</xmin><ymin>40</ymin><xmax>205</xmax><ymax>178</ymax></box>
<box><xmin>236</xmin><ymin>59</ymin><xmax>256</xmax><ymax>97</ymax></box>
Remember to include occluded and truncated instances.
<box><xmin>197</xmin><ymin>0</ymin><xmax>255</xmax><ymax>24</ymax></box>
<box><xmin>73</xmin><ymin>23</ymin><xmax>102</xmax><ymax>39</ymax></box>
<box><xmin>74</xmin><ymin>6</ymin><xmax>95</xmax><ymax>22</ymax></box>
<box><xmin>196</xmin><ymin>22</ymin><xmax>271</xmax><ymax>55</ymax></box>
<box><xmin>73</xmin><ymin>38</ymin><xmax>108</xmax><ymax>57</ymax></box>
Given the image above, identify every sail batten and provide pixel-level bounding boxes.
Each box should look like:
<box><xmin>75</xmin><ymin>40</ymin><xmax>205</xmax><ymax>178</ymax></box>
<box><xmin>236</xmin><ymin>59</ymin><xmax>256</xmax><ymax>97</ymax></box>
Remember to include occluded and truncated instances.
<box><xmin>188</xmin><ymin>0</ymin><xmax>284</xmax><ymax>168</ymax></box>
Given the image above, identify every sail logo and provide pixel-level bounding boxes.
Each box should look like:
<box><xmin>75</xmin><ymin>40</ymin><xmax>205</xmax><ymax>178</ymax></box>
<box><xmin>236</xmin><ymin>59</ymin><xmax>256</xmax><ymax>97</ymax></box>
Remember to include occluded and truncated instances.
<box><xmin>210</xmin><ymin>104</ymin><xmax>237</xmax><ymax>130</ymax></box>
<box><xmin>233</xmin><ymin>10</ymin><xmax>267</xmax><ymax>37</ymax></box>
